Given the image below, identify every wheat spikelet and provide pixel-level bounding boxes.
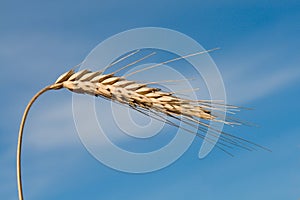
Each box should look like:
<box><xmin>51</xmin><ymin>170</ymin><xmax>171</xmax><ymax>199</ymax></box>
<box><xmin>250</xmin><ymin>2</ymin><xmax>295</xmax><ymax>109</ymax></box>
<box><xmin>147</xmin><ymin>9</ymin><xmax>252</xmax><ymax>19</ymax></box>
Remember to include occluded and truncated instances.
<box><xmin>17</xmin><ymin>49</ymin><xmax>270</xmax><ymax>200</ymax></box>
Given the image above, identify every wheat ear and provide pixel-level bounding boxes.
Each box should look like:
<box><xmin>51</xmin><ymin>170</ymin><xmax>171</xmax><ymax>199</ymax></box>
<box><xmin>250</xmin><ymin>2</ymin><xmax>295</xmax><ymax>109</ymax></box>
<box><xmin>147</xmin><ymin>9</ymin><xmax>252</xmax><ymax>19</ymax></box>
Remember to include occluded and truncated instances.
<box><xmin>17</xmin><ymin>50</ymin><xmax>269</xmax><ymax>200</ymax></box>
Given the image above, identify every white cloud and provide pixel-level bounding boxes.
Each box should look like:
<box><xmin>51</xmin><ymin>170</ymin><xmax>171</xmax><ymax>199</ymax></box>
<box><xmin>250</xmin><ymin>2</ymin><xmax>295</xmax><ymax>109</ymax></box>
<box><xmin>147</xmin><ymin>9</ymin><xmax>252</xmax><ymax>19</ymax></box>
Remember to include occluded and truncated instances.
<box><xmin>224</xmin><ymin>65</ymin><xmax>300</xmax><ymax>104</ymax></box>
<box><xmin>217</xmin><ymin>17</ymin><xmax>300</xmax><ymax>104</ymax></box>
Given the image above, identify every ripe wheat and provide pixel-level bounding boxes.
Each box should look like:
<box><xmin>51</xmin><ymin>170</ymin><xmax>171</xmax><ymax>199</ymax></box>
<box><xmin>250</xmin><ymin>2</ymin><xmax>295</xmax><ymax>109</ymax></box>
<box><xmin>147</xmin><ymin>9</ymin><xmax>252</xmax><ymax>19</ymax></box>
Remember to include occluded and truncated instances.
<box><xmin>17</xmin><ymin>49</ymin><xmax>269</xmax><ymax>200</ymax></box>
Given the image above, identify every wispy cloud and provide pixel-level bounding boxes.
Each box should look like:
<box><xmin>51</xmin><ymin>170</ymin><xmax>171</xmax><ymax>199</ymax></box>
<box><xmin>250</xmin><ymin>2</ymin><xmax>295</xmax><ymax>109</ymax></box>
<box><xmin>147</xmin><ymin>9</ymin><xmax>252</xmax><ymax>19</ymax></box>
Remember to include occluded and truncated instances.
<box><xmin>218</xmin><ymin>14</ymin><xmax>300</xmax><ymax>104</ymax></box>
<box><xmin>223</xmin><ymin>64</ymin><xmax>300</xmax><ymax>104</ymax></box>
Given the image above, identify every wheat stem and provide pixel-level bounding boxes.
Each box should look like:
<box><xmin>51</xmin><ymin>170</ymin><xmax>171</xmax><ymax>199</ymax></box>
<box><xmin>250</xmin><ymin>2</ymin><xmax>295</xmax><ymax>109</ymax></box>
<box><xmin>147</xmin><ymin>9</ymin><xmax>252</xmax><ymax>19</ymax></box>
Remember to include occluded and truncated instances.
<box><xmin>17</xmin><ymin>85</ymin><xmax>54</xmax><ymax>200</ymax></box>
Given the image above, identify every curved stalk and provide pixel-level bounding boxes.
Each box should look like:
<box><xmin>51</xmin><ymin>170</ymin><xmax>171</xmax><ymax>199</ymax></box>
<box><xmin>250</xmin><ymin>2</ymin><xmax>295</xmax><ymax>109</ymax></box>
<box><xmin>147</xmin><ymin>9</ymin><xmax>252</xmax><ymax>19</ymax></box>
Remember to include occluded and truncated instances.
<box><xmin>17</xmin><ymin>85</ymin><xmax>53</xmax><ymax>200</ymax></box>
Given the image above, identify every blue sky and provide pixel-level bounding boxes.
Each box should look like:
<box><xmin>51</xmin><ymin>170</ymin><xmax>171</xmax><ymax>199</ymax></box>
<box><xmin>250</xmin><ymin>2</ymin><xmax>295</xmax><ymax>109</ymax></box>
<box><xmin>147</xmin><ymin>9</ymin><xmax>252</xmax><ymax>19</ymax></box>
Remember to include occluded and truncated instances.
<box><xmin>1</xmin><ymin>0</ymin><xmax>300</xmax><ymax>199</ymax></box>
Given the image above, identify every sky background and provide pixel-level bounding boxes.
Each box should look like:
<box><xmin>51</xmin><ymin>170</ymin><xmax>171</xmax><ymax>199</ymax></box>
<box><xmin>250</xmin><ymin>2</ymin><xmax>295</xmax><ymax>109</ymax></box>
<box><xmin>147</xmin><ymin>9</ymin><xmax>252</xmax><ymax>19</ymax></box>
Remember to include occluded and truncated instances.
<box><xmin>1</xmin><ymin>0</ymin><xmax>300</xmax><ymax>199</ymax></box>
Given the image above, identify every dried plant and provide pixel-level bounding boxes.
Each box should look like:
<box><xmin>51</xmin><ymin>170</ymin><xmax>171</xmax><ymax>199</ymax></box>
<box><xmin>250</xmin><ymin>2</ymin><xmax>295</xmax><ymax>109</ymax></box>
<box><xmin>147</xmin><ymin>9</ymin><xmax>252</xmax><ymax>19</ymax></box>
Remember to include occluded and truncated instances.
<box><xmin>17</xmin><ymin>49</ymin><xmax>269</xmax><ymax>200</ymax></box>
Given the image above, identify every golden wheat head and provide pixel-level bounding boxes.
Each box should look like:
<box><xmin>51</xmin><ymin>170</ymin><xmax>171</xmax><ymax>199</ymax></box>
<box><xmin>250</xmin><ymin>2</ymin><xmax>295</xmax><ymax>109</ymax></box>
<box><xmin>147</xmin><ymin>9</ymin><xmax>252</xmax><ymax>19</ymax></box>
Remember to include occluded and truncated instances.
<box><xmin>17</xmin><ymin>49</ymin><xmax>270</xmax><ymax>200</ymax></box>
